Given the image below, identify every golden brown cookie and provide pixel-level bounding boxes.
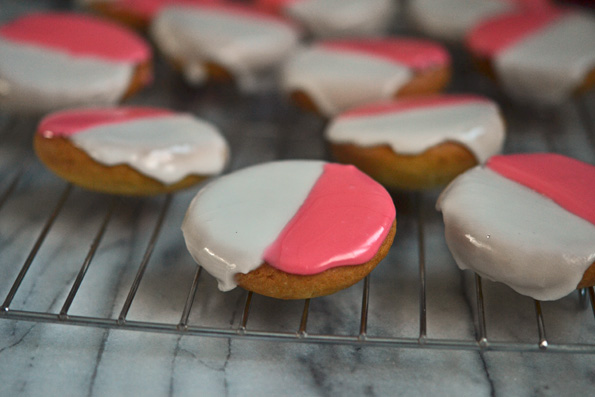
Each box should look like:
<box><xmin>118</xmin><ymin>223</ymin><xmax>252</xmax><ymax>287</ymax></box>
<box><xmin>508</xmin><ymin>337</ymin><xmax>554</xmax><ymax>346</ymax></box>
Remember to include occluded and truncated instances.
<box><xmin>35</xmin><ymin>107</ymin><xmax>229</xmax><ymax>196</ymax></box>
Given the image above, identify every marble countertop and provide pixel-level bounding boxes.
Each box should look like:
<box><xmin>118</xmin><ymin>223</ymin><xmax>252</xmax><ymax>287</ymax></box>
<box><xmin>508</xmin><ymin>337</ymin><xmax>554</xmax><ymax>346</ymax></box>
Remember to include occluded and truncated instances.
<box><xmin>1</xmin><ymin>1</ymin><xmax>595</xmax><ymax>396</ymax></box>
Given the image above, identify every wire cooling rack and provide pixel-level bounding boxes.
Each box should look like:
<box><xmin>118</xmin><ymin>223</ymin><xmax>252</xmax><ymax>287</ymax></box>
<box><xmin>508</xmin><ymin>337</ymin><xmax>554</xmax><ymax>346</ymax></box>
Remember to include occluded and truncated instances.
<box><xmin>1</xmin><ymin>0</ymin><xmax>594</xmax><ymax>355</ymax></box>
<box><xmin>1</xmin><ymin>94</ymin><xmax>594</xmax><ymax>353</ymax></box>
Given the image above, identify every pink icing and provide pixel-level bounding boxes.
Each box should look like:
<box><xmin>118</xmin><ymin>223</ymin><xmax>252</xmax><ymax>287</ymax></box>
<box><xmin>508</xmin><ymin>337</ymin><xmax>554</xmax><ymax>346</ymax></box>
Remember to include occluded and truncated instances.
<box><xmin>466</xmin><ymin>9</ymin><xmax>566</xmax><ymax>58</ymax></box>
<box><xmin>338</xmin><ymin>94</ymin><xmax>491</xmax><ymax>119</ymax></box>
<box><xmin>101</xmin><ymin>0</ymin><xmax>222</xmax><ymax>20</ymax></box>
<box><xmin>321</xmin><ymin>39</ymin><xmax>450</xmax><ymax>70</ymax></box>
<box><xmin>38</xmin><ymin>107</ymin><xmax>174</xmax><ymax>138</ymax></box>
<box><xmin>487</xmin><ymin>153</ymin><xmax>595</xmax><ymax>226</ymax></box>
<box><xmin>263</xmin><ymin>163</ymin><xmax>396</xmax><ymax>275</ymax></box>
<box><xmin>0</xmin><ymin>12</ymin><xmax>150</xmax><ymax>62</ymax></box>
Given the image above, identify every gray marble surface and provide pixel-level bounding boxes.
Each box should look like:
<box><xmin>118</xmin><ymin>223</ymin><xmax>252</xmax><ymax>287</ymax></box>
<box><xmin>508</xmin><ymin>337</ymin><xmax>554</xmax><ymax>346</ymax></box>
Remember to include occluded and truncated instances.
<box><xmin>1</xmin><ymin>1</ymin><xmax>595</xmax><ymax>396</ymax></box>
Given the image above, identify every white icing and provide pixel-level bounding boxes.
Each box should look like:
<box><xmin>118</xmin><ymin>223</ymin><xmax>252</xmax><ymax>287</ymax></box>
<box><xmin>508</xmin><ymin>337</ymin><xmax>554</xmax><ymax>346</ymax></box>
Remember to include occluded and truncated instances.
<box><xmin>150</xmin><ymin>5</ymin><xmax>299</xmax><ymax>92</ymax></box>
<box><xmin>437</xmin><ymin>167</ymin><xmax>595</xmax><ymax>301</ymax></box>
<box><xmin>409</xmin><ymin>0</ymin><xmax>512</xmax><ymax>41</ymax></box>
<box><xmin>495</xmin><ymin>13</ymin><xmax>595</xmax><ymax>105</ymax></box>
<box><xmin>325</xmin><ymin>101</ymin><xmax>505</xmax><ymax>162</ymax></box>
<box><xmin>0</xmin><ymin>39</ymin><xmax>133</xmax><ymax>114</ymax></box>
<box><xmin>70</xmin><ymin>114</ymin><xmax>229</xmax><ymax>184</ymax></box>
<box><xmin>282</xmin><ymin>46</ymin><xmax>412</xmax><ymax>117</ymax></box>
<box><xmin>181</xmin><ymin>160</ymin><xmax>325</xmax><ymax>291</ymax></box>
<box><xmin>285</xmin><ymin>0</ymin><xmax>397</xmax><ymax>38</ymax></box>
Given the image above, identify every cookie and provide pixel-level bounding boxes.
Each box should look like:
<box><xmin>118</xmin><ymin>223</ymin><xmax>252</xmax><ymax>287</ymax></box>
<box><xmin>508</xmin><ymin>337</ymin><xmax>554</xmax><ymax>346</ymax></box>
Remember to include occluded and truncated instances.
<box><xmin>281</xmin><ymin>38</ymin><xmax>451</xmax><ymax>117</ymax></box>
<box><xmin>0</xmin><ymin>12</ymin><xmax>152</xmax><ymax>114</ymax></box>
<box><xmin>325</xmin><ymin>95</ymin><xmax>506</xmax><ymax>190</ymax></box>
<box><xmin>408</xmin><ymin>0</ymin><xmax>552</xmax><ymax>42</ymax></box>
<box><xmin>466</xmin><ymin>8</ymin><xmax>595</xmax><ymax>104</ymax></box>
<box><xmin>437</xmin><ymin>153</ymin><xmax>595</xmax><ymax>300</ymax></box>
<box><xmin>181</xmin><ymin>160</ymin><xmax>396</xmax><ymax>299</ymax></box>
<box><xmin>34</xmin><ymin>107</ymin><xmax>229</xmax><ymax>196</ymax></box>
<box><xmin>150</xmin><ymin>2</ymin><xmax>300</xmax><ymax>92</ymax></box>
<box><xmin>256</xmin><ymin>0</ymin><xmax>397</xmax><ymax>38</ymax></box>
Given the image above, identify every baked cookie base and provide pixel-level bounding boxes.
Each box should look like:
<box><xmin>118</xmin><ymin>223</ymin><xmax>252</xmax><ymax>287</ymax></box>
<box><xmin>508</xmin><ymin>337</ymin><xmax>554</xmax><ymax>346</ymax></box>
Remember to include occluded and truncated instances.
<box><xmin>330</xmin><ymin>142</ymin><xmax>477</xmax><ymax>191</ymax></box>
<box><xmin>34</xmin><ymin>135</ymin><xmax>208</xmax><ymax>196</ymax></box>
<box><xmin>236</xmin><ymin>220</ymin><xmax>397</xmax><ymax>300</ymax></box>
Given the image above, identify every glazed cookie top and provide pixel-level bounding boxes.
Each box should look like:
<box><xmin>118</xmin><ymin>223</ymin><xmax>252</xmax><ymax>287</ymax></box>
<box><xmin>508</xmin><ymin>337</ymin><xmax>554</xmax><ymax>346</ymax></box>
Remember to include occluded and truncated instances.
<box><xmin>325</xmin><ymin>95</ymin><xmax>505</xmax><ymax>162</ymax></box>
<box><xmin>182</xmin><ymin>160</ymin><xmax>396</xmax><ymax>291</ymax></box>
<box><xmin>467</xmin><ymin>8</ymin><xmax>595</xmax><ymax>104</ymax></box>
<box><xmin>282</xmin><ymin>38</ymin><xmax>450</xmax><ymax>117</ymax></box>
<box><xmin>256</xmin><ymin>0</ymin><xmax>397</xmax><ymax>38</ymax></box>
<box><xmin>437</xmin><ymin>153</ymin><xmax>595</xmax><ymax>300</ymax></box>
<box><xmin>150</xmin><ymin>2</ymin><xmax>300</xmax><ymax>91</ymax></box>
<box><xmin>409</xmin><ymin>0</ymin><xmax>553</xmax><ymax>41</ymax></box>
<box><xmin>38</xmin><ymin>107</ymin><xmax>229</xmax><ymax>184</ymax></box>
<box><xmin>0</xmin><ymin>13</ymin><xmax>152</xmax><ymax>113</ymax></box>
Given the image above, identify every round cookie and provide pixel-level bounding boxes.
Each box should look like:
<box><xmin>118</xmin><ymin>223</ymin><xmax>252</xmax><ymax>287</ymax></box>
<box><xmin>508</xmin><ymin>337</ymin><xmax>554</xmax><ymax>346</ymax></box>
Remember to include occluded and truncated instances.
<box><xmin>437</xmin><ymin>153</ymin><xmax>595</xmax><ymax>301</ymax></box>
<box><xmin>325</xmin><ymin>95</ymin><xmax>505</xmax><ymax>190</ymax></box>
<box><xmin>0</xmin><ymin>12</ymin><xmax>152</xmax><ymax>114</ymax></box>
<box><xmin>408</xmin><ymin>0</ymin><xmax>552</xmax><ymax>42</ymax></box>
<box><xmin>80</xmin><ymin>0</ymin><xmax>222</xmax><ymax>30</ymax></box>
<box><xmin>281</xmin><ymin>38</ymin><xmax>451</xmax><ymax>118</ymax></box>
<box><xmin>150</xmin><ymin>2</ymin><xmax>300</xmax><ymax>92</ymax></box>
<box><xmin>181</xmin><ymin>160</ymin><xmax>396</xmax><ymax>299</ymax></box>
<box><xmin>466</xmin><ymin>8</ymin><xmax>595</xmax><ymax>105</ymax></box>
<box><xmin>256</xmin><ymin>0</ymin><xmax>397</xmax><ymax>38</ymax></box>
<box><xmin>34</xmin><ymin>107</ymin><xmax>229</xmax><ymax>196</ymax></box>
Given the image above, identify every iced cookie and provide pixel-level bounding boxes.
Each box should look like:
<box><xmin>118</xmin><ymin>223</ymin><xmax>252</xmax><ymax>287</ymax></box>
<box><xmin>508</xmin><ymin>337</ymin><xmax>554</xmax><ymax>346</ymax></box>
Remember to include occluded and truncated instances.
<box><xmin>282</xmin><ymin>38</ymin><xmax>451</xmax><ymax>117</ymax></box>
<box><xmin>182</xmin><ymin>160</ymin><xmax>396</xmax><ymax>299</ymax></box>
<box><xmin>325</xmin><ymin>95</ymin><xmax>505</xmax><ymax>190</ymax></box>
<box><xmin>408</xmin><ymin>0</ymin><xmax>552</xmax><ymax>42</ymax></box>
<box><xmin>150</xmin><ymin>2</ymin><xmax>300</xmax><ymax>92</ymax></box>
<box><xmin>466</xmin><ymin>8</ymin><xmax>595</xmax><ymax>104</ymax></box>
<box><xmin>437</xmin><ymin>153</ymin><xmax>595</xmax><ymax>300</ymax></box>
<box><xmin>0</xmin><ymin>12</ymin><xmax>152</xmax><ymax>114</ymax></box>
<box><xmin>35</xmin><ymin>107</ymin><xmax>229</xmax><ymax>195</ymax></box>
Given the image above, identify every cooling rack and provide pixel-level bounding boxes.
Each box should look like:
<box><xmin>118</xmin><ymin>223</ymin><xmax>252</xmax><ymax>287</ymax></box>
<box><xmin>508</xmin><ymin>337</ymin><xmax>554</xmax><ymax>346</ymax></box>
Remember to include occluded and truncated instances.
<box><xmin>1</xmin><ymin>0</ymin><xmax>594</xmax><ymax>355</ymax></box>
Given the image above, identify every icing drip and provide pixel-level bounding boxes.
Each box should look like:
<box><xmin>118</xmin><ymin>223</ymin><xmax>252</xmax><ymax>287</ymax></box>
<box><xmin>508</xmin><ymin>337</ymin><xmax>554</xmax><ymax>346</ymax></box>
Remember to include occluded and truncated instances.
<box><xmin>263</xmin><ymin>163</ymin><xmax>395</xmax><ymax>274</ymax></box>
<box><xmin>282</xmin><ymin>46</ymin><xmax>412</xmax><ymax>117</ymax></box>
<box><xmin>437</xmin><ymin>166</ymin><xmax>595</xmax><ymax>300</ymax></box>
<box><xmin>487</xmin><ymin>153</ymin><xmax>595</xmax><ymax>226</ymax></box>
<box><xmin>150</xmin><ymin>4</ymin><xmax>299</xmax><ymax>91</ymax></box>
<box><xmin>325</xmin><ymin>95</ymin><xmax>505</xmax><ymax>162</ymax></box>
<box><xmin>181</xmin><ymin>161</ymin><xmax>395</xmax><ymax>291</ymax></box>
<box><xmin>39</xmin><ymin>108</ymin><xmax>229</xmax><ymax>184</ymax></box>
<box><xmin>0</xmin><ymin>12</ymin><xmax>150</xmax><ymax>62</ymax></box>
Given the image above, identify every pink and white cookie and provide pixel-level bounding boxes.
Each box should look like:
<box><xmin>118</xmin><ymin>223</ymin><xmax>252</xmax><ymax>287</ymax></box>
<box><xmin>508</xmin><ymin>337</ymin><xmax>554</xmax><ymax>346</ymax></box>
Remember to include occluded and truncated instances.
<box><xmin>150</xmin><ymin>2</ymin><xmax>300</xmax><ymax>92</ymax></box>
<box><xmin>437</xmin><ymin>153</ymin><xmax>595</xmax><ymax>300</ymax></box>
<box><xmin>466</xmin><ymin>8</ymin><xmax>595</xmax><ymax>104</ymax></box>
<box><xmin>181</xmin><ymin>160</ymin><xmax>396</xmax><ymax>299</ymax></box>
<box><xmin>0</xmin><ymin>12</ymin><xmax>152</xmax><ymax>114</ymax></box>
<box><xmin>34</xmin><ymin>107</ymin><xmax>229</xmax><ymax>196</ymax></box>
<box><xmin>80</xmin><ymin>0</ymin><xmax>223</xmax><ymax>30</ymax></box>
<box><xmin>256</xmin><ymin>0</ymin><xmax>397</xmax><ymax>38</ymax></box>
<box><xmin>326</xmin><ymin>95</ymin><xmax>506</xmax><ymax>190</ymax></box>
<box><xmin>282</xmin><ymin>38</ymin><xmax>451</xmax><ymax>117</ymax></box>
<box><xmin>409</xmin><ymin>0</ymin><xmax>553</xmax><ymax>42</ymax></box>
